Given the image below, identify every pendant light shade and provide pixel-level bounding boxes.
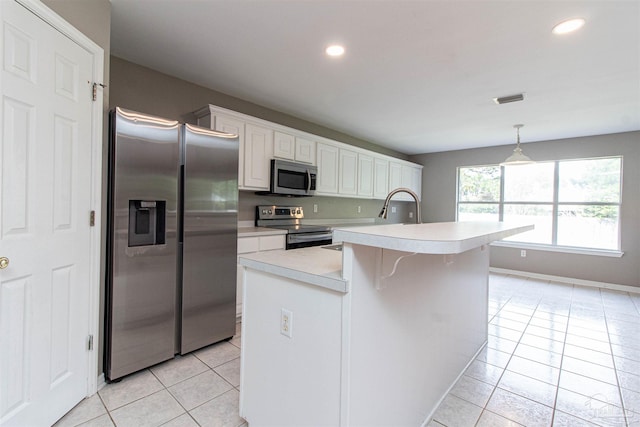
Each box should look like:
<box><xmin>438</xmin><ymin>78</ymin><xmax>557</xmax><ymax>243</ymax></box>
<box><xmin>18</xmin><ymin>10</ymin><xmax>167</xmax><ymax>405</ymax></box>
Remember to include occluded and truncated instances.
<box><xmin>500</xmin><ymin>124</ymin><xmax>534</xmax><ymax>166</ymax></box>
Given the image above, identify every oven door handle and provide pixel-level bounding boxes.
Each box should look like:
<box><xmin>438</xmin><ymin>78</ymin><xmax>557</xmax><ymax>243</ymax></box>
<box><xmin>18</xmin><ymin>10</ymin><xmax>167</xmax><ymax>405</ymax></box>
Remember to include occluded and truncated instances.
<box><xmin>287</xmin><ymin>232</ymin><xmax>333</xmax><ymax>243</ymax></box>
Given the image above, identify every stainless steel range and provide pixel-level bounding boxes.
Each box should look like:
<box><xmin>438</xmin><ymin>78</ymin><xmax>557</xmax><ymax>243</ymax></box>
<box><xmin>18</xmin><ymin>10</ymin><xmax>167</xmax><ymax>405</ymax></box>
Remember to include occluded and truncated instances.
<box><xmin>256</xmin><ymin>205</ymin><xmax>333</xmax><ymax>249</ymax></box>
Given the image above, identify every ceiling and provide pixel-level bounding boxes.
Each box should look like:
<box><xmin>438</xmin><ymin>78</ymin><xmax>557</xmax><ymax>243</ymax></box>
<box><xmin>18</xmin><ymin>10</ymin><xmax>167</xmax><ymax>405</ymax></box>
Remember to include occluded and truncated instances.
<box><xmin>110</xmin><ymin>1</ymin><xmax>640</xmax><ymax>155</ymax></box>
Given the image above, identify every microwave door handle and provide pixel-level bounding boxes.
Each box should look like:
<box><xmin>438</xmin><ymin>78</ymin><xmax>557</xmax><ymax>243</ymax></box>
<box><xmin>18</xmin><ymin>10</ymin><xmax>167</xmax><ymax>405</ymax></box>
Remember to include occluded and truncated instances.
<box><xmin>306</xmin><ymin>169</ymin><xmax>311</xmax><ymax>193</ymax></box>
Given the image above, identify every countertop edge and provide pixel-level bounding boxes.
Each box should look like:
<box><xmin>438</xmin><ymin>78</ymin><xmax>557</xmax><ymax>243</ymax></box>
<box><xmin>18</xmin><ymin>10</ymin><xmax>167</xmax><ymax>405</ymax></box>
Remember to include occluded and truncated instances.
<box><xmin>239</xmin><ymin>256</ymin><xmax>348</xmax><ymax>293</ymax></box>
<box><xmin>333</xmin><ymin>223</ymin><xmax>534</xmax><ymax>254</ymax></box>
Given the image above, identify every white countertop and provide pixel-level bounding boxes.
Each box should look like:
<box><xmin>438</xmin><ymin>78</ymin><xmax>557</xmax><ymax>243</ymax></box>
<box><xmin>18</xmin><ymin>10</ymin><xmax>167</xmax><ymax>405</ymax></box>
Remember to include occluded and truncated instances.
<box><xmin>333</xmin><ymin>221</ymin><xmax>534</xmax><ymax>254</ymax></box>
<box><xmin>239</xmin><ymin>222</ymin><xmax>532</xmax><ymax>292</ymax></box>
<box><xmin>239</xmin><ymin>246</ymin><xmax>347</xmax><ymax>293</ymax></box>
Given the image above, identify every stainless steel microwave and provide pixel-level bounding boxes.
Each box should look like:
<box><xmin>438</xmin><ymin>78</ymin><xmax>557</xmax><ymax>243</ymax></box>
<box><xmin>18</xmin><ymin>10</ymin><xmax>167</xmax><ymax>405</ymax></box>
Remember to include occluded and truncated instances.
<box><xmin>268</xmin><ymin>159</ymin><xmax>317</xmax><ymax>196</ymax></box>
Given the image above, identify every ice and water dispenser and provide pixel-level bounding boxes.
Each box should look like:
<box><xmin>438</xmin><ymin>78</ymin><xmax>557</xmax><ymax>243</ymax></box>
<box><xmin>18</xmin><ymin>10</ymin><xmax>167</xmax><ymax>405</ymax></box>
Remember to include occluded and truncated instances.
<box><xmin>128</xmin><ymin>200</ymin><xmax>166</xmax><ymax>246</ymax></box>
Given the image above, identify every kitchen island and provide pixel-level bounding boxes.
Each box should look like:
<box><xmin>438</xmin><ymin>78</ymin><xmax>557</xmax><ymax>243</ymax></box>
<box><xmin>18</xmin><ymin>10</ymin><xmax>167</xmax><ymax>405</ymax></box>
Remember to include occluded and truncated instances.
<box><xmin>238</xmin><ymin>222</ymin><xmax>532</xmax><ymax>427</ymax></box>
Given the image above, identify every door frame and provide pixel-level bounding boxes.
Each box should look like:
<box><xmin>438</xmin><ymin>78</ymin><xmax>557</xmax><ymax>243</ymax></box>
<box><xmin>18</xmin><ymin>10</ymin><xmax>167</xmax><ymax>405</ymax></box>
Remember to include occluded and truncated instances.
<box><xmin>16</xmin><ymin>0</ymin><xmax>104</xmax><ymax>395</ymax></box>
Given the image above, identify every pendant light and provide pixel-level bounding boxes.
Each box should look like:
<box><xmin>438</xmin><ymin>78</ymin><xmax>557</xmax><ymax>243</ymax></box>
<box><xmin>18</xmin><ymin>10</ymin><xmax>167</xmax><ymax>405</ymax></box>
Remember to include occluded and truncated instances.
<box><xmin>500</xmin><ymin>124</ymin><xmax>534</xmax><ymax>166</ymax></box>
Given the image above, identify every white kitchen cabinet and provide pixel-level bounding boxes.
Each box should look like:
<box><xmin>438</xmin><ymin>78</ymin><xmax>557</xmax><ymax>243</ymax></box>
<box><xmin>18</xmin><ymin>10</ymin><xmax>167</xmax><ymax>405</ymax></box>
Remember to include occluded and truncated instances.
<box><xmin>236</xmin><ymin>233</ymin><xmax>286</xmax><ymax>318</ymax></box>
<box><xmin>273</xmin><ymin>132</ymin><xmax>316</xmax><ymax>165</ymax></box>
<box><xmin>357</xmin><ymin>153</ymin><xmax>374</xmax><ymax>197</ymax></box>
<box><xmin>194</xmin><ymin>104</ymin><xmax>422</xmax><ymax>200</ymax></box>
<box><xmin>316</xmin><ymin>142</ymin><xmax>339</xmax><ymax>194</ymax></box>
<box><xmin>273</xmin><ymin>131</ymin><xmax>295</xmax><ymax>160</ymax></box>
<box><xmin>244</xmin><ymin>124</ymin><xmax>274</xmax><ymax>190</ymax></box>
<box><xmin>408</xmin><ymin>165</ymin><xmax>422</xmax><ymax>201</ymax></box>
<box><xmin>295</xmin><ymin>137</ymin><xmax>315</xmax><ymax>164</ymax></box>
<box><xmin>388</xmin><ymin>161</ymin><xmax>403</xmax><ymax>195</ymax></box>
<box><xmin>388</xmin><ymin>161</ymin><xmax>422</xmax><ymax>201</ymax></box>
<box><xmin>196</xmin><ymin>107</ymin><xmax>273</xmax><ymax>191</ymax></box>
<box><xmin>339</xmin><ymin>149</ymin><xmax>358</xmax><ymax>196</ymax></box>
<box><xmin>402</xmin><ymin>164</ymin><xmax>422</xmax><ymax>200</ymax></box>
<box><xmin>373</xmin><ymin>157</ymin><xmax>389</xmax><ymax>199</ymax></box>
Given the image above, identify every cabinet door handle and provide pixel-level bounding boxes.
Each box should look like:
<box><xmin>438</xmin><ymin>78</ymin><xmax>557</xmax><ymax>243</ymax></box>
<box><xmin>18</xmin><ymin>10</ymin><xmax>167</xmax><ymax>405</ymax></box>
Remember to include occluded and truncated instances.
<box><xmin>0</xmin><ymin>257</ymin><xmax>9</xmax><ymax>269</ymax></box>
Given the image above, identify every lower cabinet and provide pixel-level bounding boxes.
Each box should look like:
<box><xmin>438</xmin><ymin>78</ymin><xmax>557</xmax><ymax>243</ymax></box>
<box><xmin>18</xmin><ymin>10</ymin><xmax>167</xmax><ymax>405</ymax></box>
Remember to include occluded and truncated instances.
<box><xmin>236</xmin><ymin>233</ymin><xmax>286</xmax><ymax>318</ymax></box>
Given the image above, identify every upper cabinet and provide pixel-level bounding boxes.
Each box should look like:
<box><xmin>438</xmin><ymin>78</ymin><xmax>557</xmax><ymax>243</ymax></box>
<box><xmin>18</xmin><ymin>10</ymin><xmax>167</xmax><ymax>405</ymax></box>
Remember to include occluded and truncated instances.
<box><xmin>358</xmin><ymin>153</ymin><xmax>374</xmax><ymax>198</ymax></box>
<box><xmin>338</xmin><ymin>149</ymin><xmax>358</xmax><ymax>196</ymax></box>
<box><xmin>194</xmin><ymin>104</ymin><xmax>422</xmax><ymax>199</ymax></box>
<box><xmin>294</xmin><ymin>137</ymin><xmax>315</xmax><ymax>164</ymax></box>
<box><xmin>244</xmin><ymin>124</ymin><xmax>273</xmax><ymax>189</ymax></box>
<box><xmin>195</xmin><ymin>107</ymin><xmax>273</xmax><ymax>191</ymax></box>
<box><xmin>316</xmin><ymin>141</ymin><xmax>421</xmax><ymax>200</ymax></box>
<box><xmin>316</xmin><ymin>142</ymin><xmax>339</xmax><ymax>194</ymax></box>
<box><xmin>388</xmin><ymin>160</ymin><xmax>422</xmax><ymax>201</ymax></box>
<box><xmin>273</xmin><ymin>131</ymin><xmax>316</xmax><ymax>165</ymax></box>
<box><xmin>373</xmin><ymin>157</ymin><xmax>388</xmax><ymax>199</ymax></box>
<box><xmin>273</xmin><ymin>131</ymin><xmax>295</xmax><ymax>160</ymax></box>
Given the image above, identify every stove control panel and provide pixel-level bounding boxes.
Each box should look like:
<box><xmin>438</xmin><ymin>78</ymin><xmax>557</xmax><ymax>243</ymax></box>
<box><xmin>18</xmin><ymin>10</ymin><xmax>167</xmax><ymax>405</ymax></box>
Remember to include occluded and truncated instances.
<box><xmin>257</xmin><ymin>205</ymin><xmax>304</xmax><ymax>220</ymax></box>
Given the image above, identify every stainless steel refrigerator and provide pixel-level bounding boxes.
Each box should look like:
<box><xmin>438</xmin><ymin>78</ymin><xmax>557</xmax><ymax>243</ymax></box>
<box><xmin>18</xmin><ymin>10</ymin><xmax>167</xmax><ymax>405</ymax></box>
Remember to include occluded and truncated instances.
<box><xmin>105</xmin><ymin>107</ymin><xmax>238</xmax><ymax>381</ymax></box>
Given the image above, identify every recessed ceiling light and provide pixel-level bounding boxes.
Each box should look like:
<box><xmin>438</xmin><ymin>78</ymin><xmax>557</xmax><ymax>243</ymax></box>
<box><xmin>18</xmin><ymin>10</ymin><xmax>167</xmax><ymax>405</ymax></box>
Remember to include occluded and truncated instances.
<box><xmin>325</xmin><ymin>45</ymin><xmax>345</xmax><ymax>57</ymax></box>
<box><xmin>552</xmin><ymin>18</ymin><xmax>585</xmax><ymax>35</ymax></box>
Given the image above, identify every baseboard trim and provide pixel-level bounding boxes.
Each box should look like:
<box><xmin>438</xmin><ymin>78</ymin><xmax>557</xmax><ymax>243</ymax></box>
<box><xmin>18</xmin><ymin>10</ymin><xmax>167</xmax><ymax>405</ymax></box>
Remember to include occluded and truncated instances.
<box><xmin>490</xmin><ymin>267</ymin><xmax>640</xmax><ymax>294</ymax></box>
<box><xmin>96</xmin><ymin>373</ymin><xmax>106</xmax><ymax>391</ymax></box>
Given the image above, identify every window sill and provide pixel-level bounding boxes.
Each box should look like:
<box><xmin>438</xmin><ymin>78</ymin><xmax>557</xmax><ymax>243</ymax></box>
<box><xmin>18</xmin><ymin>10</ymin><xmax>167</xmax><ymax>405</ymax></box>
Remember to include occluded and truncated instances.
<box><xmin>491</xmin><ymin>241</ymin><xmax>624</xmax><ymax>258</ymax></box>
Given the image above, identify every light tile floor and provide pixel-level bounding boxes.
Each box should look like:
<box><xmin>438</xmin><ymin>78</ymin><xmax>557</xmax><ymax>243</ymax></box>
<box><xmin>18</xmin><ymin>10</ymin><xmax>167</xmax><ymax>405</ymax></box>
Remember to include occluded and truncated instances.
<box><xmin>55</xmin><ymin>324</ymin><xmax>246</xmax><ymax>427</ymax></box>
<box><xmin>431</xmin><ymin>273</ymin><xmax>640</xmax><ymax>427</ymax></box>
<box><xmin>56</xmin><ymin>273</ymin><xmax>640</xmax><ymax>427</ymax></box>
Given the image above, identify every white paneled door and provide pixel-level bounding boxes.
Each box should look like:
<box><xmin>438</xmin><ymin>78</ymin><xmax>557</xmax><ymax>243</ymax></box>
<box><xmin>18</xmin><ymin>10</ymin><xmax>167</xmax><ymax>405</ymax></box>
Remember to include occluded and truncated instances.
<box><xmin>0</xmin><ymin>1</ymin><xmax>100</xmax><ymax>425</ymax></box>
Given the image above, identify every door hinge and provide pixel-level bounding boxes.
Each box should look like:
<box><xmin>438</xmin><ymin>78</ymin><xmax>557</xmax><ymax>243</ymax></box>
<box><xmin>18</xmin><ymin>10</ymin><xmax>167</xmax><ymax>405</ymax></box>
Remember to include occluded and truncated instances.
<box><xmin>87</xmin><ymin>335</ymin><xmax>94</xmax><ymax>351</ymax></box>
<box><xmin>90</xmin><ymin>210</ymin><xmax>95</xmax><ymax>226</ymax></box>
<box><xmin>92</xmin><ymin>82</ymin><xmax>106</xmax><ymax>101</ymax></box>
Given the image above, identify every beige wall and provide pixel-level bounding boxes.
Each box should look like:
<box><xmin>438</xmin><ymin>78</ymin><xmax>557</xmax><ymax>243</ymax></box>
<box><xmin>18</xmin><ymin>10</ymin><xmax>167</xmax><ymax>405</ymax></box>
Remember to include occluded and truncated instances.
<box><xmin>42</xmin><ymin>0</ymin><xmax>111</xmax><ymax>121</ymax></box>
<box><xmin>109</xmin><ymin>56</ymin><xmax>414</xmax><ymax>223</ymax></box>
<box><xmin>411</xmin><ymin>131</ymin><xmax>640</xmax><ymax>288</ymax></box>
<box><xmin>109</xmin><ymin>56</ymin><xmax>408</xmax><ymax>160</ymax></box>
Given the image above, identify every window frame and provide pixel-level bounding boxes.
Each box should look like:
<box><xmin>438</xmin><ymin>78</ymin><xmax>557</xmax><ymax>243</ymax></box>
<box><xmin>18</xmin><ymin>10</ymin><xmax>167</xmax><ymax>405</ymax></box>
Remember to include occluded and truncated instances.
<box><xmin>456</xmin><ymin>156</ymin><xmax>623</xmax><ymax>256</ymax></box>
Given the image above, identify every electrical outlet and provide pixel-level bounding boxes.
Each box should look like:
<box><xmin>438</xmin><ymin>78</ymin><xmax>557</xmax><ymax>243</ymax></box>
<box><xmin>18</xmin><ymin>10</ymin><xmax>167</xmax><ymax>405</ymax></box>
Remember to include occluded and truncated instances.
<box><xmin>409</xmin><ymin>212</ymin><xmax>413</xmax><ymax>218</ymax></box>
<box><xmin>280</xmin><ymin>308</ymin><xmax>293</xmax><ymax>338</ymax></box>
<box><xmin>391</xmin><ymin>206</ymin><xmax>397</xmax><ymax>213</ymax></box>
<box><xmin>521</xmin><ymin>250</ymin><xmax>527</xmax><ymax>258</ymax></box>
<box><xmin>357</xmin><ymin>205</ymin><xmax>361</xmax><ymax>213</ymax></box>
<box><xmin>313</xmin><ymin>204</ymin><xmax>318</xmax><ymax>213</ymax></box>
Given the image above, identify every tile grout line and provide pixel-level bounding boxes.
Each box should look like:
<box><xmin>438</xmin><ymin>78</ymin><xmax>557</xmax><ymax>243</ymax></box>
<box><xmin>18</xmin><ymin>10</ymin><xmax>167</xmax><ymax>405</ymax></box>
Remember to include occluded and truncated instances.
<box><xmin>101</xmin><ymin>343</ymin><xmax>243</xmax><ymax>427</ymax></box>
<box><xmin>602</xmin><ymin>289</ymin><xmax>631</xmax><ymax>427</ymax></box>
<box><xmin>477</xmin><ymin>277</ymin><xmax>592</xmax><ymax>426</ymax></box>
<box><xmin>547</xmin><ymin>281</ymin><xmax>574</xmax><ymax>427</ymax></box>
<box><xmin>472</xmin><ymin>276</ymin><xmax>543</xmax><ymax>426</ymax></box>
<box><xmin>489</xmin><ymin>277</ymin><xmax>558</xmax><ymax>425</ymax></box>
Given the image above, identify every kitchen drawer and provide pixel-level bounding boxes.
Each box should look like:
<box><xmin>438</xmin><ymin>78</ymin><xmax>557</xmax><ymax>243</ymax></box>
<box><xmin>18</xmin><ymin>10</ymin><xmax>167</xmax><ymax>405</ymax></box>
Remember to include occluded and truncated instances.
<box><xmin>259</xmin><ymin>235</ymin><xmax>285</xmax><ymax>251</ymax></box>
<box><xmin>238</xmin><ymin>237</ymin><xmax>260</xmax><ymax>254</ymax></box>
<box><xmin>238</xmin><ymin>235</ymin><xmax>285</xmax><ymax>254</ymax></box>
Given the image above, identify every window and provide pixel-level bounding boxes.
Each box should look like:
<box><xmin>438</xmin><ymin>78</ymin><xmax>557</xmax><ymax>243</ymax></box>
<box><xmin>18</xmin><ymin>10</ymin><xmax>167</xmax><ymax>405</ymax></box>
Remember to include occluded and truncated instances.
<box><xmin>457</xmin><ymin>157</ymin><xmax>622</xmax><ymax>251</ymax></box>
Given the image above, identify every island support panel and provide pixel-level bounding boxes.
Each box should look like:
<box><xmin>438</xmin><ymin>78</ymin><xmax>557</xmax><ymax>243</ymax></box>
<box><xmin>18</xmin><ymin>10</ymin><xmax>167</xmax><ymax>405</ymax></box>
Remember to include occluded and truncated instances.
<box><xmin>342</xmin><ymin>243</ymin><xmax>489</xmax><ymax>426</ymax></box>
<box><xmin>240</xmin><ymin>271</ymin><xmax>344</xmax><ymax>426</ymax></box>
<box><xmin>240</xmin><ymin>244</ymin><xmax>489</xmax><ymax>426</ymax></box>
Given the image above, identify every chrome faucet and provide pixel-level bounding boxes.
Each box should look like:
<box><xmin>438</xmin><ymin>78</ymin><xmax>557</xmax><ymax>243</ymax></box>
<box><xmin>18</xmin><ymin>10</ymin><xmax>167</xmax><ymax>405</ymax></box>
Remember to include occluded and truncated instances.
<box><xmin>378</xmin><ymin>187</ymin><xmax>422</xmax><ymax>224</ymax></box>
